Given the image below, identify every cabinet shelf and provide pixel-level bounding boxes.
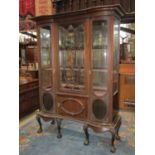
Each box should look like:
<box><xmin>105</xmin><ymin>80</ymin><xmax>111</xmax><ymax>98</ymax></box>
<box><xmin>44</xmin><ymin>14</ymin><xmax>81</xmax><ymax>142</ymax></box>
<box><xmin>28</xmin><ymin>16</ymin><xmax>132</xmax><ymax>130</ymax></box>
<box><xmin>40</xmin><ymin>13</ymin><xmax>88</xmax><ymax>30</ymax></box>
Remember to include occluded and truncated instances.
<box><xmin>60</xmin><ymin>67</ymin><xmax>84</xmax><ymax>71</ymax></box>
<box><xmin>93</xmin><ymin>86</ymin><xmax>107</xmax><ymax>91</ymax></box>
<box><xmin>92</xmin><ymin>68</ymin><xmax>108</xmax><ymax>72</ymax></box>
<box><xmin>59</xmin><ymin>48</ymin><xmax>84</xmax><ymax>50</ymax></box>
<box><xmin>41</xmin><ymin>47</ymin><xmax>50</xmax><ymax>49</ymax></box>
<box><xmin>92</xmin><ymin>46</ymin><xmax>108</xmax><ymax>49</ymax></box>
<box><xmin>61</xmin><ymin>83</ymin><xmax>85</xmax><ymax>90</ymax></box>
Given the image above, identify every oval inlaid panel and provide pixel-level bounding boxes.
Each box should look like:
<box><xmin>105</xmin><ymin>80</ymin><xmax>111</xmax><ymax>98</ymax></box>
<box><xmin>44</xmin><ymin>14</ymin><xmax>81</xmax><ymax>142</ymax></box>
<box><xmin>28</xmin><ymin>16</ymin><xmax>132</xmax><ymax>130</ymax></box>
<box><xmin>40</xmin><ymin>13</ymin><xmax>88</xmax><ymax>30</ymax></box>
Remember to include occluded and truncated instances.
<box><xmin>92</xmin><ymin>99</ymin><xmax>107</xmax><ymax>120</ymax></box>
<box><xmin>60</xmin><ymin>98</ymin><xmax>84</xmax><ymax>116</ymax></box>
<box><xmin>43</xmin><ymin>92</ymin><xmax>53</xmax><ymax>111</ymax></box>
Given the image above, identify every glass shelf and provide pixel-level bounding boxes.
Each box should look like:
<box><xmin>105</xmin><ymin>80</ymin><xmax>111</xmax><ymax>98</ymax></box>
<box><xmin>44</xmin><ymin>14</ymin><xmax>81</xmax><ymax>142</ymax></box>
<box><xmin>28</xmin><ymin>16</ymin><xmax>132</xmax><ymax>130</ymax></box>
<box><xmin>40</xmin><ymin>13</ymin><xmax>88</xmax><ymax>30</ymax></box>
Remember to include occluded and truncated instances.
<box><xmin>92</xmin><ymin>68</ymin><xmax>107</xmax><ymax>72</ymax></box>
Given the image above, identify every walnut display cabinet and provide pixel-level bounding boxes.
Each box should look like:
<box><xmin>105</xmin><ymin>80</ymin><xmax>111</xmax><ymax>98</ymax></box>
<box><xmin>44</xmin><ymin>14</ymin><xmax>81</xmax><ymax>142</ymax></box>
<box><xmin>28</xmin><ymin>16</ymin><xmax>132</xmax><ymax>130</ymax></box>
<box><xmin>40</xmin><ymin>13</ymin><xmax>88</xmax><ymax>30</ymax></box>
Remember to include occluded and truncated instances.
<box><xmin>33</xmin><ymin>5</ymin><xmax>124</xmax><ymax>153</ymax></box>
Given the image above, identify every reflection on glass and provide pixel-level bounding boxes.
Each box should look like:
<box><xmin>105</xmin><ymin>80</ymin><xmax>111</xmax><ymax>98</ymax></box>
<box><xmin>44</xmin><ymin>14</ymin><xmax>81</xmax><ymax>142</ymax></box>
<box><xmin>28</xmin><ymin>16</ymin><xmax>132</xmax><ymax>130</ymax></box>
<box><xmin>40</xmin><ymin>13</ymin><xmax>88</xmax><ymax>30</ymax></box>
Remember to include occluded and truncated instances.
<box><xmin>113</xmin><ymin>71</ymin><xmax>118</xmax><ymax>93</ymax></box>
<box><xmin>114</xmin><ymin>21</ymin><xmax>119</xmax><ymax>70</ymax></box>
<box><xmin>93</xmin><ymin>71</ymin><xmax>107</xmax><ymax>89</ymax></box>
<box><xmin>92</xmin><ymin>20</ymin><xmax>108</xmax><ymax>90</ymax></box>
<box><xmin>59</xmin><ymin>24</ymin><xmax>84</xmax><ymax>90</ymax></box>
<box><xmin>113</xmin><ymin>21</ymin><xmax>119</xmax><ymax>93</ymax></box>
<box><xmin>40</xmin><ymin>26</ymin><xmax>51</xmax><ymax>66</ymax></box>
<box><xmin>92</xmin><ymin>49</ymin><xmax>107</xmax><ymax>69</ymax></box>
<box><xmin>92</xmin><ymin>20</ymin><xmax>108</xmax><ymax>69</ymax></box>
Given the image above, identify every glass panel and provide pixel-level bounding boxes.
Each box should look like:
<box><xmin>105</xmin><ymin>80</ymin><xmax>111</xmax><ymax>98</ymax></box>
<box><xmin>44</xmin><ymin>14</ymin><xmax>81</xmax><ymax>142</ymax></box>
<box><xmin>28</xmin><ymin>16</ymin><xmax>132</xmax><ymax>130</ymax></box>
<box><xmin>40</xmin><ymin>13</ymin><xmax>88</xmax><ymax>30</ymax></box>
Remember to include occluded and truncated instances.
<box><xmin>40</xmin><ymin>26</ymin><xmax>51</xmax><ymax>66</ymax></box>
<box><xmin>59</xmin><ymin>24</ymin><xmax>84</xmax><ymax>90</ymax></box>
<box><xmin>40</xmin><ymin>26</ymin><xmax>52</xmax><ymax>89</ymax></box>
<box><xmin>113</xmin><ymin>72</ymin><xmax>118</xmax><ymax>94</ymax></box>
<box><xmin>92</xmin><ymin>20</ymin><xmax>108</xmax><ymax>69</ymax></box>
<box><xmin>93</xmin><ymin>71</ymin><xmax>107</xmax><ymax>90</ymax></box>
<box><xmin>113</xmin><ymin>21</ymin><xmax>120</xmax><ymax>93</ymax></box>
<box><xmin>92</xmin><ymin>20</ymin><xmax>108</xmax><ymax>90</ymax></box>
<box><xmin>113</xmin><ymin>21</ymin><xmax>119</xmax><ymax>70</ymax></box>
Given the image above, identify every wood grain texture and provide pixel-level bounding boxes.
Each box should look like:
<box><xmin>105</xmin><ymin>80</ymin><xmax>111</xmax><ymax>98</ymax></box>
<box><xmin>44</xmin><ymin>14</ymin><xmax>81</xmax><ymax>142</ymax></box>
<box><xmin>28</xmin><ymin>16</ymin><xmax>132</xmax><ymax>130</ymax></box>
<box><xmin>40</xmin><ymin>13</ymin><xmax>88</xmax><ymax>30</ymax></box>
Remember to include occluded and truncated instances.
<box><xmin>119</xmin><ymin>64</ymin><xmax>135</xmax><ymax>109</ymax></box>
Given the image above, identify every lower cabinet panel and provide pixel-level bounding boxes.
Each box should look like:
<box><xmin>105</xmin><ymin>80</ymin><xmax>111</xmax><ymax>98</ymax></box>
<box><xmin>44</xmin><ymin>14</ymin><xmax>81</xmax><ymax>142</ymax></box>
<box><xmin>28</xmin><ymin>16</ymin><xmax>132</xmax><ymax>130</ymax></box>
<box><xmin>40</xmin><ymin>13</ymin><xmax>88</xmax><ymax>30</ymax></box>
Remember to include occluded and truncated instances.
<box><xmin>56</xmin><ymin>95</ymin><xmax>88</xmax><ymax>120</ymax></box>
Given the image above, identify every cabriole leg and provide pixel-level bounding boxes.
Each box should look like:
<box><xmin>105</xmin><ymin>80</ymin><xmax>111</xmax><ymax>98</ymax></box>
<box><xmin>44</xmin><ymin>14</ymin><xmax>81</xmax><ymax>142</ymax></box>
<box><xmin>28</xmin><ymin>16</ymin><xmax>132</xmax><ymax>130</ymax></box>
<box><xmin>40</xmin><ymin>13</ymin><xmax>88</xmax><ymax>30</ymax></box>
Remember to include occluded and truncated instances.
<box><xmin>36</xmin><ymin>115</ymin><xmax>43</xmax><ymax>133</ymax></box>
<box><xmin>83</xmin><ymin>124</ymin><xmax>89</xmax><ymax>145</ymax></box>
<box><xmin>56</xmin><ymin>119</ymin><xmax>62</xmax><ymax>139</ymax></box>
<box><xmin>110</xmin><ymin>130</ymin><xmax>116</xmax><ymax>153</ymax></box>
<box><xmin>116</xmin><ymin>119</ymin><xmax>121</xmax><ymax>140</ymax></box>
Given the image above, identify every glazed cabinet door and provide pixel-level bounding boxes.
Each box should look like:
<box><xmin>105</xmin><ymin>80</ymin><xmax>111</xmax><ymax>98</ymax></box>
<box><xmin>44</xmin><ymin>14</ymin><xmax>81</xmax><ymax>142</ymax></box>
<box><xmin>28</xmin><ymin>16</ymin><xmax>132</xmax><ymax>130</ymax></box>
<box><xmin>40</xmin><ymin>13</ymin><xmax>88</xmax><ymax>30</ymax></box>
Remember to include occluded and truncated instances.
<box><xmin>90</xmin><ymin>19</ymin><xmax>109</xmax><ymax>122</ymax></box>
<box><xmin>90</xmin><ymin>17</ymin><xmax>120</xmax><ymax>123</ymax></box>
<box><xmin>58</xmin><ymin>23</ymin><xmax>85</xmax><ymax>92</ymax></box>
<box><xmin>54</xmin><ymin>21</ymin><xmax>90</xmax><ymax>120</ymax></box>
<box><xmin>40</xmin><ymin>26</ymin><xmax>52</xmax><ymax>89</ymax></box>
<box><xmin>39</xmin><ymin>25</ymin><xmax>55</xmax><ymax>114</ymax></box>
<box><xmin>92</xmin><ymin>20</ymin><xmax>108</xmax><ymax>91</ymax></box>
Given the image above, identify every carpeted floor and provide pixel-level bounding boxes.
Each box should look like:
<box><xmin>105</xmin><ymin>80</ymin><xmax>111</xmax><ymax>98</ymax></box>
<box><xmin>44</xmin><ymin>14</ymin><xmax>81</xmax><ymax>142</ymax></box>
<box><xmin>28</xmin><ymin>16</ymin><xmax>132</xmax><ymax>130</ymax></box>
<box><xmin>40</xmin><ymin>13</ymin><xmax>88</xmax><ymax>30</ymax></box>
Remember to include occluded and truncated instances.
<box><xmin>19</xmin><ymin>111</ymin><xmax>135</xmax><ymax>155</ymax></box>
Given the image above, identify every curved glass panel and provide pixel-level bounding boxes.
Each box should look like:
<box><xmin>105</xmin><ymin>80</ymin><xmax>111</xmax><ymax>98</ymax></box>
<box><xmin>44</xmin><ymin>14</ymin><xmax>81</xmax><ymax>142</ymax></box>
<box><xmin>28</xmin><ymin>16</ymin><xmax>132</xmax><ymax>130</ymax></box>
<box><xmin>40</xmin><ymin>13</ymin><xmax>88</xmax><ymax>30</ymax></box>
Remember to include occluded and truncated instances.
<box><xmin>113</xmin><ymin>20</ymin><xmax>120</xmax><ymax>93</ymax></box>
<box><xmin>92</xmin><ymin>20</ymin><xmax>108</xmax><ymax>90</ymax></box>
<box><xmin>40</xmin><ymin>26</ymin><xmax>52</xmax><ymax>89</ymax></box>
<box><xmin>113</xmin><ymin>21</ymin><xmax>119</xmax><ymax>70</ymax></box>
<box><xmin>40</xmin><ymin>26</ymin><xmax>51</xmax><ymax>66</ymax></box>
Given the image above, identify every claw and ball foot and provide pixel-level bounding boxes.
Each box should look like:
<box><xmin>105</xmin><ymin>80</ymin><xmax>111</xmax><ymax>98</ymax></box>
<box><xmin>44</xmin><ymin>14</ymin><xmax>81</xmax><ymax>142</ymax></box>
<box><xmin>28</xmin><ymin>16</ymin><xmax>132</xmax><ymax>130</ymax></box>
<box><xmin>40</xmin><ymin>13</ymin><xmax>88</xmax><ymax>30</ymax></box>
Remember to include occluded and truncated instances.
<box><xmin>51</xmin><ymin>119</ymin><xmax>55</xmax><ymax>125</ymax></box>
<box><xmin>56</xmin><ymin>119</ymin><xmax>62</xmax><ymax>139</ymax></box>
<box><xmin>110</xmin><ymin>131</ymin><xmax>116</xmax><ymax>153</ymax></box>
<box><xmin>116</xmin><ymin>118</ymin><xmax>121</xmax><ymax>141</ymax></box>
<box><xmin>111</xmin><ymin>146</ymin><xmax>116</xmax><ymax>153</ymax></box>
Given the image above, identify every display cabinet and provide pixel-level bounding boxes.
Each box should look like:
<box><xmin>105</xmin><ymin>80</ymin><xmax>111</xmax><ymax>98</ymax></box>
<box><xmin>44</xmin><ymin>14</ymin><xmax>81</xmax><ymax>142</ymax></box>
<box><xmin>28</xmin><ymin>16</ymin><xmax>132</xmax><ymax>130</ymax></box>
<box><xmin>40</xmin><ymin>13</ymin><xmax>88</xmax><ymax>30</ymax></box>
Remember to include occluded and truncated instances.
<box><xmin>33</xmin><ymin>5</ymin><xmax>124</xmax><ymax>153</ymax></box>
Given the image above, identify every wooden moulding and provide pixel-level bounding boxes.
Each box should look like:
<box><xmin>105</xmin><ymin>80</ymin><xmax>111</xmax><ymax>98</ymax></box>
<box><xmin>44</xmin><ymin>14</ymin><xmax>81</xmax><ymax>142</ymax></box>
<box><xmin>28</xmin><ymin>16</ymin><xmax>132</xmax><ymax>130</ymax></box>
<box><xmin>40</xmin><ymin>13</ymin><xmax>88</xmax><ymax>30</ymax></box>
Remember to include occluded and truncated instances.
<box><xmin>52</xmin><ymin>0</ymin><xmax>134</xmax><ymax>15</ymax></box>
<box><xmin>32</xmin><ymin>5</ymin><xmax>125</xmax><ymax>23</ymax></box>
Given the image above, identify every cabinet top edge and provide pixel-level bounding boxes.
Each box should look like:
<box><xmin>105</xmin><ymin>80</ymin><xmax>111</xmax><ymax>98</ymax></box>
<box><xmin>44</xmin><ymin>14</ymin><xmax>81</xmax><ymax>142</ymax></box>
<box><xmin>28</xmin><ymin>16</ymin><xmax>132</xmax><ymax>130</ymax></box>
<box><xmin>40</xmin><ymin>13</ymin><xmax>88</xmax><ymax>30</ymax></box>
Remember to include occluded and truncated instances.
<box><xmin>31</xmin><ymin>5</ymin><xmax>125</xmax><ymax>22</ymax></box>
